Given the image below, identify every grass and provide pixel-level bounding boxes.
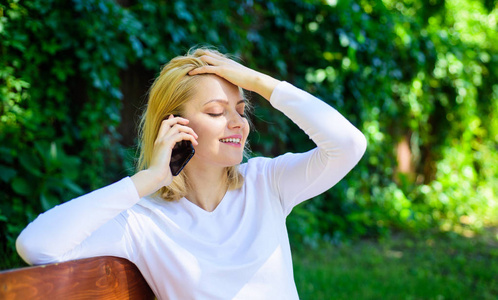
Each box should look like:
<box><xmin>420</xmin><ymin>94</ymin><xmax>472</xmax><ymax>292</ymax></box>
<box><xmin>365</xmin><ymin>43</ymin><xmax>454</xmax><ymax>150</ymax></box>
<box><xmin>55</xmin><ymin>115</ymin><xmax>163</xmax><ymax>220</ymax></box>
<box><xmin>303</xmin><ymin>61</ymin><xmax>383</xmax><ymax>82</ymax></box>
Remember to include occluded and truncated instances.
<box><xmin>292</xmin><ymin>227</ymin><xmax>498</xmax><ymax>300</ymax></box>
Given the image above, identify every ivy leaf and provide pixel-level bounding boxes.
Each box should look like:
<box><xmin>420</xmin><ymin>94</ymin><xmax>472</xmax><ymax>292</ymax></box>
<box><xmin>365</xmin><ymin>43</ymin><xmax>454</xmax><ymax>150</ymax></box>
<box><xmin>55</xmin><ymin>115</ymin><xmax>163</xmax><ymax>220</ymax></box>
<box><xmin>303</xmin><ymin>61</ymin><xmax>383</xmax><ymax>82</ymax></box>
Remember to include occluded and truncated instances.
<box><xmin>0</xmin><ymin>164</ymin><xmax>17</xmax><ymax>183</ymax></box>
<box><xmin>61</xmin><ymin>178</ymin><xmax>84</xmax><ymax>195</ymax></box>
<box><xmin>18</xmin><ymin>152</ymin><xmax>43</xmax><ymax>177</ymax></box>
<box><xmin>11</xmin><ymin>176</ymin><xmax>32</xmax><ymax>196</ymax></box>
<box><xmin>40</xmin><ymin>193</ymin><xmax>59</xmax><ymax>211</ymax></box>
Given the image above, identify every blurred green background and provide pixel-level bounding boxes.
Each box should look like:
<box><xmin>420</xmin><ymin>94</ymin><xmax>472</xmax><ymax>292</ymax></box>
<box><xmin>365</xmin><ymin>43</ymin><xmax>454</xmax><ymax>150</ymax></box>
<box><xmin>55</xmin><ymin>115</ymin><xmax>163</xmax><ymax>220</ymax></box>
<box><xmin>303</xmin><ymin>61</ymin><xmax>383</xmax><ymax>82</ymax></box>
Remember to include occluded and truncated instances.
<box><xmin>1</xmin><ymin>0</ymin><xmax>497</xmax><ymax>297</ymax></box>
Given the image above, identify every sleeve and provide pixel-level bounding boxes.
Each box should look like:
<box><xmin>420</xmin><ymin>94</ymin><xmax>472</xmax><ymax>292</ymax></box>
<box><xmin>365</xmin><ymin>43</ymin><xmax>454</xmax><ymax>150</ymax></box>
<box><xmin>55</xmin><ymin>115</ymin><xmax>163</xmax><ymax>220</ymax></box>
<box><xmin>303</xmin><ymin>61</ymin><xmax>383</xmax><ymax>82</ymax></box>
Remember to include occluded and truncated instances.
<box><xmin>16</xmin><ymin>177</ymin><xmax>142</xmax><ymax>265</ymax></box>
<box><xmin>266</xmin><ymin>81</ymin><xmax>367</xmax><ymax>216</ymax></box>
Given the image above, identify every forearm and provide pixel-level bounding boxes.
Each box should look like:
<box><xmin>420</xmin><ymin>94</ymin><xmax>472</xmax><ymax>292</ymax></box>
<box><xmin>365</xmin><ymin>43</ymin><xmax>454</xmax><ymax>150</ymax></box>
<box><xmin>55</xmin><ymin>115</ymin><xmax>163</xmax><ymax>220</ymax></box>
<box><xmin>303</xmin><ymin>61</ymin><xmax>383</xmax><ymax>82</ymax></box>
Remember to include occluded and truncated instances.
<box><xmin>267</xmin><ymin>82</ymin><xmax>367</xmax><ymax>213</ymax></box>
<box><xmin>250</xmin><ymin>72</ymin><xmax>281</xmax><ymax>101</ymax></box>
<box><xmin>16</xmin><ymin>177</ymin><xmax>140</xmax><ymax>265</ymax></box>
<box><xmin>270</xmin><ymin>81</ymin><xmax>367</xmax><ymax>160</ymax></box>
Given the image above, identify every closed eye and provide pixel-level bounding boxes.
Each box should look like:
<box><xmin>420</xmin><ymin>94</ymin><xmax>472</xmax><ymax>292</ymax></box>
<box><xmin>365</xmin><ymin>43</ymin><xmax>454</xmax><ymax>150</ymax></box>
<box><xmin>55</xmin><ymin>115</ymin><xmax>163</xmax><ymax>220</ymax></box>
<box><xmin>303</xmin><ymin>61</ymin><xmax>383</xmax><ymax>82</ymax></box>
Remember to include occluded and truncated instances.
<box><xmin>207</xmin><ymin>113</ymin><xmax>223</xmax><ymax>117</ymax></box>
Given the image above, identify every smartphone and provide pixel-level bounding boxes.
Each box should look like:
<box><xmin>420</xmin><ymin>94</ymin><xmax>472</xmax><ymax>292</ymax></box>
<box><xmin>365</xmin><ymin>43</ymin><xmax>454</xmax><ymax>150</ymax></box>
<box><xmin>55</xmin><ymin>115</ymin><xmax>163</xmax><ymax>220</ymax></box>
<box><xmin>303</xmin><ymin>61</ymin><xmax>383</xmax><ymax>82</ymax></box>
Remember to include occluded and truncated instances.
<box><xmin>169</xmin><ymin>140</ymin><xmax>195</xmax><ymax>176</ymax></box>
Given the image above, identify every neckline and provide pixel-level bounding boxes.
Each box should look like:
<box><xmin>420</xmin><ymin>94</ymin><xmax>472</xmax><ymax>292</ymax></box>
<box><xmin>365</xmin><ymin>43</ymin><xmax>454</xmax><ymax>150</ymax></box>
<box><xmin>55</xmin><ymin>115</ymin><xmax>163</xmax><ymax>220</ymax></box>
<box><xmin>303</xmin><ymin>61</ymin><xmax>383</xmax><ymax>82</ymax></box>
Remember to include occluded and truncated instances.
<box><xmin>180</xmin><ymin>189</ymin><xmax>231</xmax><ymax>215</ymax></box>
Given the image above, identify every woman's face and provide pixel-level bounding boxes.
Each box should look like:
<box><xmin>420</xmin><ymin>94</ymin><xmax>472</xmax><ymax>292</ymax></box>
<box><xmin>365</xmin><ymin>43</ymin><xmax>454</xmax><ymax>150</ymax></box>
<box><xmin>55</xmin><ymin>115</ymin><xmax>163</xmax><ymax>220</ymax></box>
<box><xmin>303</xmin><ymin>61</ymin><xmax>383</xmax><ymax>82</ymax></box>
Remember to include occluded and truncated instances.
<box><xmin>182</xmin><ymin>75</ymin><xmax>249</xmax><ymax>170</ymax></box>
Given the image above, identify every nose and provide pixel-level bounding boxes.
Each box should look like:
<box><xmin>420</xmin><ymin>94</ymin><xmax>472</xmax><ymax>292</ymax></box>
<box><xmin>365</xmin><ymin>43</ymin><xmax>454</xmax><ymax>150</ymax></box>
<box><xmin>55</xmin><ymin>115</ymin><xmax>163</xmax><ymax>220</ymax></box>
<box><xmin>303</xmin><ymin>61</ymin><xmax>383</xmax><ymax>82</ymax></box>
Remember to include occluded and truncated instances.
<box><xmin>227</xmin><ymin>110</ymin><xmax>246</xmax><ymax>130</ymax></box>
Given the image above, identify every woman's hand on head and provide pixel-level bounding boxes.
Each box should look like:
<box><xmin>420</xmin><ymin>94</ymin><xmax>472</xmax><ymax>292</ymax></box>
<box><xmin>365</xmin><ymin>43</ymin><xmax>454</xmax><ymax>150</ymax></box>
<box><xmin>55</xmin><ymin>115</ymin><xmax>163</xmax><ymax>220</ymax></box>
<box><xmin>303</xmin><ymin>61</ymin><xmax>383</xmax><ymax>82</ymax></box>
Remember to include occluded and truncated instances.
<box><xmin>188</xmin><ymin>51</ymin><xmax>281</xmax><ymax>101</ymax></box>
<box><xmin>131</xmin><ymin>115</ymin><xmax>198</xmax><ymax>198</ymax></box>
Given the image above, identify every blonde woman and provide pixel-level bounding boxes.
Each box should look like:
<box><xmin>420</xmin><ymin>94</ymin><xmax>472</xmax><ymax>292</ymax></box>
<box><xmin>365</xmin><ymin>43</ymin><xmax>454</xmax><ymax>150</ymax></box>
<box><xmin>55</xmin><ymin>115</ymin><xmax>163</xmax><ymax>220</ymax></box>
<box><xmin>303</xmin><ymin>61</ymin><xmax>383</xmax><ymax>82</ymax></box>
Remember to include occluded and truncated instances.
<box><xmin>16</xmin><ymin>48</ymin><xmax>367</xmax><ymax>299</ymax></box>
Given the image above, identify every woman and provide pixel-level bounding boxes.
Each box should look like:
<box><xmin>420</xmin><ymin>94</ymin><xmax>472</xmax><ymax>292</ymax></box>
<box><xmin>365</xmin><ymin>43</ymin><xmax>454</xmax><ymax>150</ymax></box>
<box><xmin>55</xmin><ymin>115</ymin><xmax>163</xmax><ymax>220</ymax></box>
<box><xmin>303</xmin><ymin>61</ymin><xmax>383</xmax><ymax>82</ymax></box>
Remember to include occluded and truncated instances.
<box><xmin>16</xmin><ymin>48</ymin><xmax>367</xmax><ymax>299</ymax></box>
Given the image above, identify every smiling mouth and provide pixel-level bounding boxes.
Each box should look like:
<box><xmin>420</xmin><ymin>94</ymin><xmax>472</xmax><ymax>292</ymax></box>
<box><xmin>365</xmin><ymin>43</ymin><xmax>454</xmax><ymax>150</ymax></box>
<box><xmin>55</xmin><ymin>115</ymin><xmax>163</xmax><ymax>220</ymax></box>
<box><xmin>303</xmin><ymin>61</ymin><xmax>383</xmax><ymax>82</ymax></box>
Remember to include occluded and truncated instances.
<box><xmin>219</xmin><ymin>138</ymin><xmax>241</xmax><ymax>144</ymax></box>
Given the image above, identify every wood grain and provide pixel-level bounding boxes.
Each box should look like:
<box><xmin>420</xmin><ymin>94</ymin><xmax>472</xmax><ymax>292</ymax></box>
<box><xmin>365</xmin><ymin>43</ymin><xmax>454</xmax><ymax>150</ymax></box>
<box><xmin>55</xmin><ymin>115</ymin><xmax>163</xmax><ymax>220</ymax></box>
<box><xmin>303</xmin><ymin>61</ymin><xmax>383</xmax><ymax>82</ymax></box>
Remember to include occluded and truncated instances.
<box><xmin>0</xmin><ymin>256</ymin><xmax>155</xmax><ymax>300</ymax></box>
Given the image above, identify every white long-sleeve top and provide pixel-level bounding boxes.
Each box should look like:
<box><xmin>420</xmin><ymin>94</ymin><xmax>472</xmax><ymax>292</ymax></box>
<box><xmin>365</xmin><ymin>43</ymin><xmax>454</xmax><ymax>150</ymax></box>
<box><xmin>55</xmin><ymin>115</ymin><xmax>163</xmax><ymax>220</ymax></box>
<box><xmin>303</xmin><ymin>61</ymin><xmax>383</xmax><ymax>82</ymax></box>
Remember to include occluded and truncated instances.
<box><xmin>16</xmin><ymin>81</ymin><xmax>366</xmax><ymax>300</ymax></box>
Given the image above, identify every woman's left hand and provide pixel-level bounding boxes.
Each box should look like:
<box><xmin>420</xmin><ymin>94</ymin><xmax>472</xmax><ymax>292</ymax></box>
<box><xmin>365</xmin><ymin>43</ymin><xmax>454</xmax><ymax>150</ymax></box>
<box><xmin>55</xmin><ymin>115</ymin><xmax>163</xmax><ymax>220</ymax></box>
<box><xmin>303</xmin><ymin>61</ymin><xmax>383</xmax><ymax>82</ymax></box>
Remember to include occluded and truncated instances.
<box><xmin>188</xmin><ymin>50</ymin><xmax>280</xmax><ymax>101</ymax></box>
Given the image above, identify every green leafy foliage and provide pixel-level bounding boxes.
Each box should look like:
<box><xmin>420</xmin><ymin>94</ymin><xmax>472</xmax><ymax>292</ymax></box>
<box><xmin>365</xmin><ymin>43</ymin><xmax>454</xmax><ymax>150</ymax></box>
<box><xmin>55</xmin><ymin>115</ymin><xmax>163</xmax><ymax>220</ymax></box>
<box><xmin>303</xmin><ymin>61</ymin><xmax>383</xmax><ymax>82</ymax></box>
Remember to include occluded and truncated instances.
<box><xmin>1</xmin><ymin>0</ymin><xmax>497</xmax><ymax>268</ymax></box>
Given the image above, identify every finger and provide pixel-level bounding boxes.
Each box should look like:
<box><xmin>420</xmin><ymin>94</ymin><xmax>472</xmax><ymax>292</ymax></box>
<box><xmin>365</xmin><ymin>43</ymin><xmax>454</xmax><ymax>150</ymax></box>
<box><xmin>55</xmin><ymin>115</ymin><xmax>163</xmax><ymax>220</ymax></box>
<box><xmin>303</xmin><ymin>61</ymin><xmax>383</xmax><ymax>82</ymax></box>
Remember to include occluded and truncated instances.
<box><xmin>165</xmin><ymin>123</ymin><xmax>198</xmax><ymax>141</ymax></box>
<box><xmin>189</xmin><ymin>65</ymin><xmax>219</xmax><ymax>76</ymax></box>
<box><xmin>161</xmin><ymin>132</ymin><xmax>198</xmax><ymax>150</ymax></box>
<box><xmin>202</xmin><ymin>51</ymin><xmax>227</xmax><ymax>61</ymax></box>
<box><xmin>167</xmin><ymin>114</ymin><xmax>190</xmax><ymax>124</ymax></box>
<box><xmin>200</xmin><ymin>53</ymin><xmax>222</xmax><ymax>64</ymax></box>
<box><xmin>156</xmin><ymin>119</ymin><xmax>171</xmax><ymax>141</ymax></box>
<box><xmin>161</xmin><ymin>115</ymin><xmax>190</xmax><ymax>130</ymax></box>
<box><xmin>156</xmin><ymin>116</ymin><xmax>190</xmax><ymax>140</ymax></box>
<box><xmin>175</xmin><ymin>132</ymin><xmax>198</xmax><ymax>146</ymax></box>
<box><xmin>157</xmin><ymin>123</ymin><xmax>198</xmax><ymax>148</ymax></box>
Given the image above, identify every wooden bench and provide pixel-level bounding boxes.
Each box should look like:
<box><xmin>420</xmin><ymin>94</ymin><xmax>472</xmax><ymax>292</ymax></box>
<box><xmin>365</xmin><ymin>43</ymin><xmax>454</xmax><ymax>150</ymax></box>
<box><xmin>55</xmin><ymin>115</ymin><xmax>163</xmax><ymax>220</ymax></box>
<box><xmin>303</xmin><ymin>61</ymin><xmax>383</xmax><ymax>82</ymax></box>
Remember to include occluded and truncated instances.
<box><xmin>0</xmin><ymin>256</ymin><xmax>155</xmax><ymax>300</ymax></box>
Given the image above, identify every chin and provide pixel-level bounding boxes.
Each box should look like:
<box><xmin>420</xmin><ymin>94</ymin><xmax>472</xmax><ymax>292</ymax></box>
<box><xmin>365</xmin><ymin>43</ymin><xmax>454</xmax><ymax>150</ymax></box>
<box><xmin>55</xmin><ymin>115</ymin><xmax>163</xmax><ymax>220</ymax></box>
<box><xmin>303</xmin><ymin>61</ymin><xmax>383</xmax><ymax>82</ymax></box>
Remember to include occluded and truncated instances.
<box><xmin>225</xmin><ymin>159</ymin><xmax>243</xmax><ymax>167</ymax></box>
<box><xmin>223</xmin><ymin>156</ymin><xmax>244</xmax><ymax>167</ymax></box>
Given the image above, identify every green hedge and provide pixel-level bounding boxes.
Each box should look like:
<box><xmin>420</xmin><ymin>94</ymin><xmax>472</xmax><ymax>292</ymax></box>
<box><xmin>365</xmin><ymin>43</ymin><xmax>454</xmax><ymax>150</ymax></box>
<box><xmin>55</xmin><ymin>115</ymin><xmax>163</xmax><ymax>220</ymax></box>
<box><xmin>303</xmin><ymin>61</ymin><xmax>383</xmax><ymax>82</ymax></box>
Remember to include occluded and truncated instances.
<box><xmin>1</xmin><ymin>0</ymin><xmax>497</xmax><ymax>268</ymax></box>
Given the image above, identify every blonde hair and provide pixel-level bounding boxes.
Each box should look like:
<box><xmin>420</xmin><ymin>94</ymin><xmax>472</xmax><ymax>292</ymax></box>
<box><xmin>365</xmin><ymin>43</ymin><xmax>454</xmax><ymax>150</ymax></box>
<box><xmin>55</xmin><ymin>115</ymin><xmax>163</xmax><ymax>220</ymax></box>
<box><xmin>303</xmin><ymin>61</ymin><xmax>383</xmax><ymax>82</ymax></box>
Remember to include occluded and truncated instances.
<box><xmin>137</xmin><ymin>47</ymin><xmax>246</xmax><ymax>201</ymax></box>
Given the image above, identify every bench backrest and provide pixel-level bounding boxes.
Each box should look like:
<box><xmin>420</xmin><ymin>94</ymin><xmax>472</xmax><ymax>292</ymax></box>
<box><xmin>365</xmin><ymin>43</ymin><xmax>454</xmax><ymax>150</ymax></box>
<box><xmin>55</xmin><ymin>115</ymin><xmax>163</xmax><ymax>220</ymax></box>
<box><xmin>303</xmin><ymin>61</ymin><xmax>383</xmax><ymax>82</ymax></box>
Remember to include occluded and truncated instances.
<box><xmin>0</xmin><ymin>256</ymin><xmax>155</xmax><ymax>300</ymax></box>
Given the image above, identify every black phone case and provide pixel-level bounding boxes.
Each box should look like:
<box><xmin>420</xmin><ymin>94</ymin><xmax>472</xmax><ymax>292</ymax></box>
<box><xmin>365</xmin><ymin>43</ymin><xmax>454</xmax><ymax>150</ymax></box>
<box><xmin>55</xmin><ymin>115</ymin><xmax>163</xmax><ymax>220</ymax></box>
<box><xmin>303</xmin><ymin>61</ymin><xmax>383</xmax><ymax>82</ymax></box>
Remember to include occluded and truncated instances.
<box><xmin>169</xmin><ymin>140</ymin><xmax>195</xmax><ymax>176</ymax></box>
